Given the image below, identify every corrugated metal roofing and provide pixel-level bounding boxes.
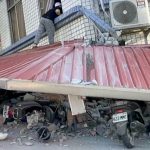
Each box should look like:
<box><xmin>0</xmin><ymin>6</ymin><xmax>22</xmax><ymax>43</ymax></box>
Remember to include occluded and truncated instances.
<box><xmin>0</xmin><ymin>41</ymin><xmax>150</xmax><ymax>91</ymax></box>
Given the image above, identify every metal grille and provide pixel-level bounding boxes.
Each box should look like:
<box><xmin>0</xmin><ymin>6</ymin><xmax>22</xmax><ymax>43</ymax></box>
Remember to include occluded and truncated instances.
<box><xmin>113</xmin><ymin>1</ymin><xmax>138</xmax><ymax>24</ymax></box>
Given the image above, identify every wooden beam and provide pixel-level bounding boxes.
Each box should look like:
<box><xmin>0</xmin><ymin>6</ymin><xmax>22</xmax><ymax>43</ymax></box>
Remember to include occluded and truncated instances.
<box><xmin>0</xmin><ymin>78</ymin><xmax>150</xmax><ymax>101</ymax></box>
<box><xmin>68</xmin><ymin>95</ymin><xmax>86</xmax><ymax>115</ymax></box>
<box><xmin>0</xmin><ymin>78</ymin><xmax>8</xmax><ymax>90</ymax></box>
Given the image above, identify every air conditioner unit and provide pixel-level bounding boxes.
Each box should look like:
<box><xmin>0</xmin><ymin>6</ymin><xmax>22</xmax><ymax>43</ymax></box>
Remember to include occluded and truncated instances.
<box><xmin>109</xmin><ymin>0</ymin><xmax>150</xmax><ymax>29</ymax></box>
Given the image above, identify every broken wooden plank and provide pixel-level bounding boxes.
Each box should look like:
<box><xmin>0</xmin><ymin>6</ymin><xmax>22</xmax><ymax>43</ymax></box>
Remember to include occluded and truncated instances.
<box><xmin>68</xmin><ymin>95</ymin><xmax>86</xmax><ymax>115</ymax></box>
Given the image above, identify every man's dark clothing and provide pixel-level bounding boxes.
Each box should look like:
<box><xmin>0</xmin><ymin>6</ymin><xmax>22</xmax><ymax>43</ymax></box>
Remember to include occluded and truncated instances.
<box><xmin>42</xmin><ymin>7</ymin><xmax>62</xmax><ymax>23</ymax></box>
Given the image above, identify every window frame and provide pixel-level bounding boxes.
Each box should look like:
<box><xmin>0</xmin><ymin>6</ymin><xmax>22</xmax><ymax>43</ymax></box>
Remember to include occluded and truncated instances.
<box><xmin>38</xmin><ymin>0</ymin><xmax>55</xmax><ymax>16</ymax></box>
<box><xmin>39</xmin><ymin>0</ymin><xmax>49</xmax><ymax>16</ymax></box>
<box><xmin>7</xmin><ymin>0</ymin><xmax>26</xmax><ymax>43</ymax></box>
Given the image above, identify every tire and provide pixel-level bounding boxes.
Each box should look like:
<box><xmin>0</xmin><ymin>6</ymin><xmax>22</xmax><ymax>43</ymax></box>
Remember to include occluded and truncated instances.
<box><xmin>37</xmin><ymin>126</ymin><xmax>50</xmax><ymax>140</ymax></box>
<box><xmin>121</xmin><ymin>128</ymin><xmax>135</xmax><ymax>149</ymax></box>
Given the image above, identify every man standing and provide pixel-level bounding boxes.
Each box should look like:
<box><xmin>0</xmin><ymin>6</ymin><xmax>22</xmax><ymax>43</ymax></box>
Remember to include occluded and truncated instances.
<box><xmin>33</xmin><ymin>2</ymin><xmax>62</xmax><ymax>48</ymax></box>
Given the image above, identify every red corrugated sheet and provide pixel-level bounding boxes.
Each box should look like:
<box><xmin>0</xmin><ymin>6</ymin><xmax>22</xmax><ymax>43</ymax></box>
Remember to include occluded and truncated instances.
<box><xmin>0</xmin><ymin>42</ymin><xmax>150</xmax><ymax>90</ymax></box>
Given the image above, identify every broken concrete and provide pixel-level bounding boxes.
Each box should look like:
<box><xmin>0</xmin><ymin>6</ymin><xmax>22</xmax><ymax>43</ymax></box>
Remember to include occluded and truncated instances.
<box><xmin>27</xmin><ymin>111</ymin><xmax>40</xmax><ymax>129</ymax></box>
<box><xmin>0</xmin><ymin>133</ymin><xmax>8</xmax><ymax>140</ymax></box>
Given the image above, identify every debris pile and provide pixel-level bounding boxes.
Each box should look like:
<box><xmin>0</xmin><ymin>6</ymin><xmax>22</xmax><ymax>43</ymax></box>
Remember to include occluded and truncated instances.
<box><xmin>0</xmin><ymin>91</ymin><xmax>150</xmax><ymax>148</ymax></box>
<box><xmin>0</xmin><ymin>92</ymin><xmax>111</xmax><ymax>144</ymax></box>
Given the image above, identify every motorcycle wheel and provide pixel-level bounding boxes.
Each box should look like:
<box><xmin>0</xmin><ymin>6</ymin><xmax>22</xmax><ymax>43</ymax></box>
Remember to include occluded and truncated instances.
<box><xmin>121</xmin><ymin>128</ymin><xmax>134</xmax><ymax>149</ymax></box>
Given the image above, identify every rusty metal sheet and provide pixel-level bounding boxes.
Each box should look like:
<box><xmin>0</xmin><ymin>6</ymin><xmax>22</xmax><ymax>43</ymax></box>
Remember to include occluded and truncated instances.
<box><xmin>0</xmin><ymin>42</ymin><xmax>150</xmax><ymax>91</ymax></box>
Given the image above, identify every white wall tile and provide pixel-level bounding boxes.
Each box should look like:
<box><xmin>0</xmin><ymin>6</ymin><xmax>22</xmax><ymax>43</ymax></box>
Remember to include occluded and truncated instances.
<box><xmin>22</xmin><ymin>0</ymin><xmax>40</xmax><ymax>35</ymax></box>
<box><xmin>0</xmin><ymin>0</ymin><xmax>11</xmax><ymax>49</ymax></box>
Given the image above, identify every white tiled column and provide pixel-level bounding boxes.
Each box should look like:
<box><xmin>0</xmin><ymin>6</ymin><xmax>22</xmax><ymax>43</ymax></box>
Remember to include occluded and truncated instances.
<box><xmin>0</xmin><ymin>0</ymin><xmax>11</xmax><ymax>49</ymax></box>
<box><xmin>55</xmin><ymin>0</ymin><xmax>99</xmax><ymax>43</ymax></box>
<box><xmin>22</xmin><ymin>0</ymin><xmax>40</xmax><ymax>35</ymax></box>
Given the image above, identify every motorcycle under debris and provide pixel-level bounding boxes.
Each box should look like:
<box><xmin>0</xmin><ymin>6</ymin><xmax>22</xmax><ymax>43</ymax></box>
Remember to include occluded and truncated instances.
<box><xmin>86</xmin><ymin>98</ymin><xmax>150</xmax><ymax>149</ymax></box>
<box><xmin>1</xmin><ymin>90</ymin><xmax>150</xmax><ymax>148</ymax></box>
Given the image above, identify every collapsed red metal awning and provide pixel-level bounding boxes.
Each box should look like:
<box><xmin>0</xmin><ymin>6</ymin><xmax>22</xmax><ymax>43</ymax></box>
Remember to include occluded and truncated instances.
<box><xmin>0</xmin><ymin>41</ymin><xmax>150</xmax><ymax>101</ymax></box>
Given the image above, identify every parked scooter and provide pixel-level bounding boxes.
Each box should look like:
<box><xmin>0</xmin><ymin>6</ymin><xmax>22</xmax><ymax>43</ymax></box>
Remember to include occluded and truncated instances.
<box><xmin>112</xmin><ymin>101</ymin><xmax>146</xmax><ymax>148</ymax></box>
<box><xmin>86</xmin><ymin>99</ymin><xmax>150</xmax><ymax>149</ymax></box>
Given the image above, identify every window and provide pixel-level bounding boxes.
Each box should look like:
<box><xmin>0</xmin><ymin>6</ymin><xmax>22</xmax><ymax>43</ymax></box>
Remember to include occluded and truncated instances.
<box><xmin>39</xmin><ymin>0</ymin><xmax>49</xmax><ymax>15</ymax></box>
<box><xmin>7</xmin><ymin>0</ymin><xmax>26</xmax><ymax>43</ymax></box>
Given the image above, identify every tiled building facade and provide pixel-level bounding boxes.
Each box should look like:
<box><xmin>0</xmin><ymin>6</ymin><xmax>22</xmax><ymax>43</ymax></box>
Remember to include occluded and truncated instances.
<box><xmin>0</xmin><ymin>0</ymin><xmax>150</xmax><ymax>53</ymax></box>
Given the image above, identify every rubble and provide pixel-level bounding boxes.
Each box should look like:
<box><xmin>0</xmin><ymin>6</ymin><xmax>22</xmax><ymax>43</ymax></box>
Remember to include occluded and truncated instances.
<box><xmin>71</xmin><ymin>79</ymin><xmax>98</xmax><ymax>85</ymax></box>
<box><xmin>20</xmin><ymin>128</ymin><xmax>26</xmax><ymax>135</ymax></box>
<box><xmin>0</xmin><ymin>91</ymin><xmax>150</xmax><ymax>149</ymax></box>
<box><xmin>0</xmin><ymin>96</ymin><xmax>116</xmax><ymax>144</ymax></box>
<box><xmin>27</xmin><ymin>110</ymin><xmax>44</xmax><ymax>129</ymax></box>
<box><xmin>89</xmin><ymin>129</ymin><xmax>97</xmax><ymax>136</ymax></box>
<box><xmin>96</xmin><ymin>124</ymin><xmax>107</xmax><ymax>137</ymax></box>
<box><xmin>28</xmin><ymin>136</ymin><xmax>35</xmax><ymax>141</ymax></box>
<box><xmin>97</xmin><ymin>32</ymin><xmax>119</xmax><ymax>45</ymax></box>
<box><xmin>0</xmin><ymin>133</ymin><xmax>8</xmax><ymax>140</ymax></box>
<box><xmin>16</xmin><ymin>138</ymin><xmax>22</xmax><ymax>145</ymax></box>
<box><xmin>0</xmin><ymin>115</ymin><xmax>3</xmax><ymax>125</ymax></box>
<box><xmin>10</xmin><ymin>141</ymin><xmax>17</xmax><ymax>145</ymax></box>
<box><xmin>47</xmin><ymin>123</ymin><xmax>58</xmax><ymax>132</ymax></box>
<box><xmin>67</xmin><ymin>110</ymin><xmax>76</xmax><ymax>131</ymax></box>
<box><xmin>59</xmin><ymin>134</ymin><xmax>67</xmax><ymax>145</ymax></box>
<box><xmin>23</xmin><ymin>93</ymin><xmax>36</xmax><ymax>101</ymax></box>
<box><xmin>24</xmin><ymin>141</ymin><xmax>33</xmax><ymax>146</ymax></box>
